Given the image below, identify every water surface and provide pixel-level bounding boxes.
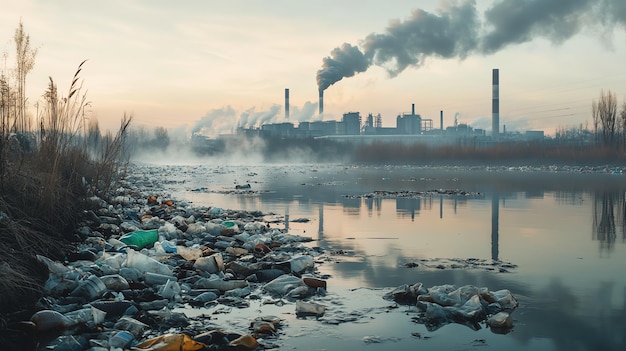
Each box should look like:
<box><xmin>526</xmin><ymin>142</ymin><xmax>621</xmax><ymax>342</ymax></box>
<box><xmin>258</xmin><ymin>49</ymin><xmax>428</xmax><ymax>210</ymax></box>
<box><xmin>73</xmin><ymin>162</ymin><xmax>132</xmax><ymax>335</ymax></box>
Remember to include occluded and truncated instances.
<box><xmin>140</xmin><ymin>163</ymin><xmax>626</xmax><ymax>350</ymax></box>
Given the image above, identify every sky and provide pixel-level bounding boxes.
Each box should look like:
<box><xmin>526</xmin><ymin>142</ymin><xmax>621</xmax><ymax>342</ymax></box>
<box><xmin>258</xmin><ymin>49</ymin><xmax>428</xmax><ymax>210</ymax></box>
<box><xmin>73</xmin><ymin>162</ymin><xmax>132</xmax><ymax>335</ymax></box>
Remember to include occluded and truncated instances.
<box><xmin>1</xmin><ymin>0</ymin><xmax>626</xmax><ymax>137</ymax></box>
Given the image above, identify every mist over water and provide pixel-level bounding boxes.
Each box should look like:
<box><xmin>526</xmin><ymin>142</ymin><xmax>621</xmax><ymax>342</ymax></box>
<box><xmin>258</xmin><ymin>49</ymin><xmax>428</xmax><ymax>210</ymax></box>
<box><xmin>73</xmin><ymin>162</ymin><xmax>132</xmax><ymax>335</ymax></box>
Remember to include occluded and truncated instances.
<box><xmin>131</xmin><ymin>134</ymin><xmax>355</xmax><ymax>166</ymax></box>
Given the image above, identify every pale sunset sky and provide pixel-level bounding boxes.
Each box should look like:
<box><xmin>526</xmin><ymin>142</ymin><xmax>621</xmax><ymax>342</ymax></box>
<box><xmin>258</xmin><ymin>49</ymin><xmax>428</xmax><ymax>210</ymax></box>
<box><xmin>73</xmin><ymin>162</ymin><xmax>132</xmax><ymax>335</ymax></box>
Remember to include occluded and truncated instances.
<box><xmin>1</xmin><ymin>0</ymin><xmax>625</xmax><ymax>137</ymax></box>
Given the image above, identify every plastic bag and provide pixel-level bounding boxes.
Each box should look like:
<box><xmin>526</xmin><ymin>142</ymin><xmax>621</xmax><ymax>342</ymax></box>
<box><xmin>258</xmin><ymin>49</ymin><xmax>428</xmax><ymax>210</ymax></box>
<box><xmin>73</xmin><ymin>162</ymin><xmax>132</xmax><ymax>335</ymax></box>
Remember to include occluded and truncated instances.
<box><xmin>133</xmin><ymin>333</ymin><xmax>206</xmax><ymax>351</ymax></box>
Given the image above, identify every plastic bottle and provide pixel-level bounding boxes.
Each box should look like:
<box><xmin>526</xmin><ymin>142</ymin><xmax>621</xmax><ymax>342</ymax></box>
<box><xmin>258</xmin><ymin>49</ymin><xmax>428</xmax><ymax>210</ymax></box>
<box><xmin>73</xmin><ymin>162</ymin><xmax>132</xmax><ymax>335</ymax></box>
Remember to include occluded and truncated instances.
<box><xmin>144</xmin><ymin>272</ymin><xmax>177</xmax><ymax>285</ymax></box>
<box><xmin>114</xmin><ymin>316</ymin><xmax>149</xmax><ymax>337</ymax></box>
<box><xmin>70</xmin><ymin>275</ymin><xmax>107</xmax><ymax>299</ymax></box>
<box><xmin>109</xmin><ymin>330</ymin><xmax>135</xmax><ymax>349</ymax></box>
<box><xmin>119</xmin><ymin>229</ymin><xmax>159</xmax><ymax>249</ymax></box>
<box><xmin>124</xmin><ymin>249</ymin><xmax>172</xmax><ymax>276</ymax></box>
<box><xmin>46</xmin><ymin>335</ymin><xmax>87</xmax><ymax>351</ymax></box>
<box><xmin>160</xmin><ymin>240</ymin><xmax>177</xmax><ymax>253</ymax></box>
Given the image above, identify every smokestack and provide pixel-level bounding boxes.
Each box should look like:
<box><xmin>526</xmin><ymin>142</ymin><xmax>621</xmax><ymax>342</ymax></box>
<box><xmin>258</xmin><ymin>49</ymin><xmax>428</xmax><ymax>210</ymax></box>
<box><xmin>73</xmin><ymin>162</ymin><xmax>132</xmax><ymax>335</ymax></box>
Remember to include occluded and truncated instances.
<box><xmin>492</xmin><ymin>68</ymin><xmax>499</xmax><ymax>140</ymax></box>
<box><xmin>411</xmin><ymin>103</ymin><xmax>415</xmax><ymax>115</ymax></box>
<box><xmin>285</xmin><ymin>88</ymin><xmax>290</xmax><ymax>120</ymax></box>
<box><xmin>440</xmin><ymin>110</ymin><xmax>443</xmax><ymax>131</ymax></box>
<box><xmin>319</xmin><ymin>89</ymin><xmax>324</xmax><ymax>116</ymax></box>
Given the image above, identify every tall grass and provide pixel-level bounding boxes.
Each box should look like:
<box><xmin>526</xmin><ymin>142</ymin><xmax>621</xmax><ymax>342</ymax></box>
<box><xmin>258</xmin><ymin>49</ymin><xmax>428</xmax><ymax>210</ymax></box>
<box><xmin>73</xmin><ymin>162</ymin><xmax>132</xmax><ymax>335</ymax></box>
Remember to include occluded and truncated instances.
<box><xmin>0</xmin><ymin>61</ymin><xmax>132</xmax><ymax>315</ymax></box>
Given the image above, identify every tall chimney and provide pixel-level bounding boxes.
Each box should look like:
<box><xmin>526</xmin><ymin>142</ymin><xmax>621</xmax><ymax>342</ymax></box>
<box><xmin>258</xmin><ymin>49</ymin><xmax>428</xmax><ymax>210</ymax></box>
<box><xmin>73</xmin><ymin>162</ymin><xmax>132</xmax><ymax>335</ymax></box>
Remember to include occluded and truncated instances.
<box><xmin>319</xmin><ymin>89</ymin><xmax>324</xmax><ymax>116</ymax></box>
<box><xmin>440</xmin><ymin>110</ymin><xmax>443</xmax><ymax>131</ymax></box>
<box><xmin>285</xmin><ymin>88</ymin><xmax>290</xmax><ymax>120</ymax></box>
<box><xmin>492</xmin><ymin>68</ymin><xmax>499</xmax><ymax>140</ymax></box>
<box><xmin>411</xmin><ymin>103</ymin><xmax>415</xmax><ymax>115</ymax></box>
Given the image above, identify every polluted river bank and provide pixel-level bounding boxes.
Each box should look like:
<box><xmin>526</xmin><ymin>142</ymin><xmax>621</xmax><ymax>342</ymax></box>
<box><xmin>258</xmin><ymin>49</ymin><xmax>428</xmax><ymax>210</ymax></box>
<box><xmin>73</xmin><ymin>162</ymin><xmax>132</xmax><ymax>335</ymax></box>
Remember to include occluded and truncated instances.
<box><xmin>9</xmin><ymin>162</ymin><xmax>626</xmax><ymax>350</ymax></box>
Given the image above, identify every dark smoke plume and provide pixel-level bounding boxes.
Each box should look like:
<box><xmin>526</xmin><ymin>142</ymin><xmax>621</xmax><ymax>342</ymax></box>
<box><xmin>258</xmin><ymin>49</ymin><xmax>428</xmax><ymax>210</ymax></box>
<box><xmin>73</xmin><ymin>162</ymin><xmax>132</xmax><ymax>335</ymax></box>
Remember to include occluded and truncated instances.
<box><xmin>362</xmin><ymin>0</ymin><xmax>479</xmax><ymax>77</ymax></box>
<box><xmin>316</xmin><ymin>0</ymin><xmax>626</xmax><ymax>91</ymax></box>
<box><xmin>481</xmin><ymin>0</ymin><xmax>594</xmax><ymax>53</ymax></box>
<box><xmin>316</xmin><ymin>43</ymin><xmax>369</xmax><ymax>92</ymax></box>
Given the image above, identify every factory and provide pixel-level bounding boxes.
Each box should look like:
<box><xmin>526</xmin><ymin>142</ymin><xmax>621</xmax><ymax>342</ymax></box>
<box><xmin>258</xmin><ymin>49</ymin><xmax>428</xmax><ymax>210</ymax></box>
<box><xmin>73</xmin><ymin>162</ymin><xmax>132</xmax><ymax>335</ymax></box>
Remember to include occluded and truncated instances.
<box><xmin>234</xmin><ymin>69</ymin><xmax>545</xmax><ymax>146</ymax></box>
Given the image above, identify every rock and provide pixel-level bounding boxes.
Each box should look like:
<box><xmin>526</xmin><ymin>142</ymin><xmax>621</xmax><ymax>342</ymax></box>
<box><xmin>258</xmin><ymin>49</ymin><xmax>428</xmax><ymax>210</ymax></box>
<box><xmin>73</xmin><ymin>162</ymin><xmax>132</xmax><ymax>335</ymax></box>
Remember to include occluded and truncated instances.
<box><xmin>295</xmin><ymin>301</ymin><xmax>326</xmax><ymax>317</ymax></box>
<box><xmin>229</xmin><ymin>334</ymin><xmax>258</xmax><ymax>349</ymax></box>
<box><xmin>30</xmin><ymin>310</ymin><xmax>70</xmax><ymax>332</ymax></box>
<box><xmin>487</xmin><ymin>311</ymin><xmax>513</xmax><ymax>329</ymax></box>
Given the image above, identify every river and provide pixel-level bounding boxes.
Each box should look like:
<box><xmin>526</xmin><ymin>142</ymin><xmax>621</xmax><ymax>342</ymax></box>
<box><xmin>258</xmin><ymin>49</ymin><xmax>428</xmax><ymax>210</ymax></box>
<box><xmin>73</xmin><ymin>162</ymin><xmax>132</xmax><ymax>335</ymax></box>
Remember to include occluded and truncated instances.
<box><xmin>134</xmin><ymin>162</ymin><xmax>626</xmax><ymax>351</ymax></box>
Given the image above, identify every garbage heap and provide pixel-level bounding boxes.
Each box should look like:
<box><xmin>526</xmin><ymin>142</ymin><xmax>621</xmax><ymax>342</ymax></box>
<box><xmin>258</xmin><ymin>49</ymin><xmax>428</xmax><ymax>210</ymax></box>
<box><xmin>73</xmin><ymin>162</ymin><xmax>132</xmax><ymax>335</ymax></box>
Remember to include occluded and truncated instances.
<box><xmin>24</xmin><ymin>186</ymin><xmax>329</xmax><ymax>350</ymax></box>
<box><xmin>384</xmin><ymin>282</ymin><xmax>519</xmax><ymax>333</ymax></box>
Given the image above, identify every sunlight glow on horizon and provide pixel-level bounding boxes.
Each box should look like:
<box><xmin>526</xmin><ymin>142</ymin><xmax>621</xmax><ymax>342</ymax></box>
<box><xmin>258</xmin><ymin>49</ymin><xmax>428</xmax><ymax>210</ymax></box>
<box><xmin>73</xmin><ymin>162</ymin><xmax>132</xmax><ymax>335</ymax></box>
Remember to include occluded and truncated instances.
<box><xmin>2</xmin><ymin>0</ymin><xmax>626</xmax><ymax>136</ymax></box>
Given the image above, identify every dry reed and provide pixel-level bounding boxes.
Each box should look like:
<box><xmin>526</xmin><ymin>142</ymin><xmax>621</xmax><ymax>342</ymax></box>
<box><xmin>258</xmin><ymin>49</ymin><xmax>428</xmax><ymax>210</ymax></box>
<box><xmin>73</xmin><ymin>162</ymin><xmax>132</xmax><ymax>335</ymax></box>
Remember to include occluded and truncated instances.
<box><xmin>0</xmin><ymin>61</ymin><xmax>132</xmax><ymax>317</ymax></box>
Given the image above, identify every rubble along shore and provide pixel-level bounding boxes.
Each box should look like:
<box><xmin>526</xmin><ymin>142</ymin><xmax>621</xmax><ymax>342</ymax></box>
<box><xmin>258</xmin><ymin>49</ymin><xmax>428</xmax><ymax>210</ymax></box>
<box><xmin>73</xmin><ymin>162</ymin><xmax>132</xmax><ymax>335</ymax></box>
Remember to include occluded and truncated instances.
<box><xmin>4</xmin><ymin>164</ymin><xmax>518</xmax><ymax>351</ymax></box>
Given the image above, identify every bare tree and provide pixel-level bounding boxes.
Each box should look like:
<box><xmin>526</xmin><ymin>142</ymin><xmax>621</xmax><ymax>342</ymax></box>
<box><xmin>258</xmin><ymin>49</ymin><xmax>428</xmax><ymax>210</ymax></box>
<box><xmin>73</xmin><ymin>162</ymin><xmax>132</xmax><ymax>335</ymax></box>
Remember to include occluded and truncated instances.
<box><xmin>13</xmin><ymin>20</ymin><xmax>37</xmax><ymax>134</ymax></box>
<box><xmin>154</xmin><ymin>126</ymin><xmax>170</xmax><ymax>150</ymax></box>
<box><xmin>592</xmin><ymin>89</ymin><xmax>618</xmax><ymax>147</ymax></box>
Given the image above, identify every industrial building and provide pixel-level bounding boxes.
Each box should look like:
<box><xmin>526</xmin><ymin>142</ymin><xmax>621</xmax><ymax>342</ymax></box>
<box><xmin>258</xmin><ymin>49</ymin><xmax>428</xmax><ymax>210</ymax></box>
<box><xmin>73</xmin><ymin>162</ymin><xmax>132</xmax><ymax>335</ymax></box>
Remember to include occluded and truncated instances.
<box><xmin>229</xmin><ymin>69</ymin><xmax>545</xmax><ymax>146</ymax></box>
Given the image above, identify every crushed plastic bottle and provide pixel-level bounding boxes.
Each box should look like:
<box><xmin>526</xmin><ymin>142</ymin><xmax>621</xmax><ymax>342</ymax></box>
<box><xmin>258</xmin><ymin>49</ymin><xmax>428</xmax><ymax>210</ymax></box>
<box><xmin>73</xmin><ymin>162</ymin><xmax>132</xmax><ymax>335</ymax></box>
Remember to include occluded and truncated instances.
<box><xmin>193</xmin><ymin>253</ymin><xmax>224</xmax><ymax>273</ymax></box>
<box><xmin>159</xmin><ymin>279</ymin><xmax>181</xmax><ymax>300</ymax></box>
<box><xmin>124</xmin><ymin>249</ymin><xmax>172</xmax><ymax>276</ymax></box>
<box><xmin>119</xmin><ymin>229</ymin><xmax>158</xmax><ymax>249</ymax></box>
<box><xmin>114</xmin><ymin>316</ymin><xmax>150</xmax><ymax>337</ymax></box>
<box><xmin>176</xmin><ymin>246</ymin><xmax>202</xmax><ymax>261</ymax></box>
<box><xmin>64</xmin><ymin>306</ymin><xmax>106</xmax><ymax>329</ymax></box>
<box><xmin>44</xmin><ymin>335</ymin><xmax>87</xmax><ymax>351</ymax></box>
<box><xmin>99</xmin><ymin>274</ymin><xmax>130</xmax><ymax>291</ymax></box>
<box><xmin>194</xmin><ymin>277</ymin><xmax>248</xmax><ymax>292</ymax></box>
<box><xmin>109</xmin><ymin>330</ymin><xmax>135</xmax><ymax>349</ymax></box>
<box><xmin>144</xmin><ymin>272</ymin><xmax>178</xmax><ymax>285</ymax></box>
<box><xmin>70</xmin><ymin>275</ymin><xmax>107</xmax><ymax>299</ymax></box>
<box><xmin>287</xmin><ymin>255</ymin><xmax>314</xmax><ymax>274</ymax></box>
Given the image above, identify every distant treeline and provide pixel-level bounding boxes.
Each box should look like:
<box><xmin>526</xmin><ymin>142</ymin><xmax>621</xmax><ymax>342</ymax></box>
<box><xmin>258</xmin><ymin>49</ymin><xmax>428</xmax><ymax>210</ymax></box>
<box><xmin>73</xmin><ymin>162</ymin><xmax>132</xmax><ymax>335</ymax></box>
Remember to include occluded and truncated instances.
<box><xmin>352</xmin><ymin>141</ymin><xmax>626</xmax><ymax>166</ymax></box>
<box><xmin>187</xmin><ymin>134</ymin><xmax>626</xmax><ymax>166</ymax></box>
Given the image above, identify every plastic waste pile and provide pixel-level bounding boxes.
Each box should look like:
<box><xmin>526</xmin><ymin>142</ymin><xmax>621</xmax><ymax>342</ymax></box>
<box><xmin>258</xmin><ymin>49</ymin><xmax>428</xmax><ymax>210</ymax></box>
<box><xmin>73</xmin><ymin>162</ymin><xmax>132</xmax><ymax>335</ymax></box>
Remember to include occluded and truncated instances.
<box><xmin>383</xmin><ymin>282</ymin><xmax>518</xmax><ymax>332</ymax></box>
<box><xmin>22</xmin><ymin>174</ymin><xmax>329</xmax><ymax>351</ymax></box>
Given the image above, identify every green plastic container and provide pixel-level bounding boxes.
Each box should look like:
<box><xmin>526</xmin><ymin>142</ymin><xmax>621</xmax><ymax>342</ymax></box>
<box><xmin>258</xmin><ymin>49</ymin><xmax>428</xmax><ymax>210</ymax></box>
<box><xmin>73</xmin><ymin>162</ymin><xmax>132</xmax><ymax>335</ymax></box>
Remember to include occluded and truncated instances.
<box><xmin>119</xmin><ymin>229</ymin><xmax>158</xmax><ymax>249</ymax></box>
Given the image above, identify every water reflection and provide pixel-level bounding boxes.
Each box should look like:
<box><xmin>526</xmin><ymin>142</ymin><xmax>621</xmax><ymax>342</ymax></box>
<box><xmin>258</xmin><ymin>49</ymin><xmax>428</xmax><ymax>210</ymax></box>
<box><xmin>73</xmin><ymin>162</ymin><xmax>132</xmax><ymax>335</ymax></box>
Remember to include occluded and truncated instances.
<box><xmin>395</xmin><ymin>197</ymin><xmax>420</xmax><ymax>220</ymax></box>
<box><xmin>440</xmin><ymin>195</ymin><xmax>443</xmax><ymax>219</ymax></box>
<box><xmin>593</xmin><ymin>192</ymin><xmax>626</xmax><ymax>252</ymax></box>
<box><xmin>364</xmin><ymin>196</ymin><xmax>382</xmax><ymax>217</ymax></box>
<box><xmin>318</xmin><ymin>204</ymin><xmax>323</xmax><ymax>235</ymax></box>
<box><xmin>492</xmin><ymin>192</ymin><xmax>499</xmax><ymax>261</ymax></box>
